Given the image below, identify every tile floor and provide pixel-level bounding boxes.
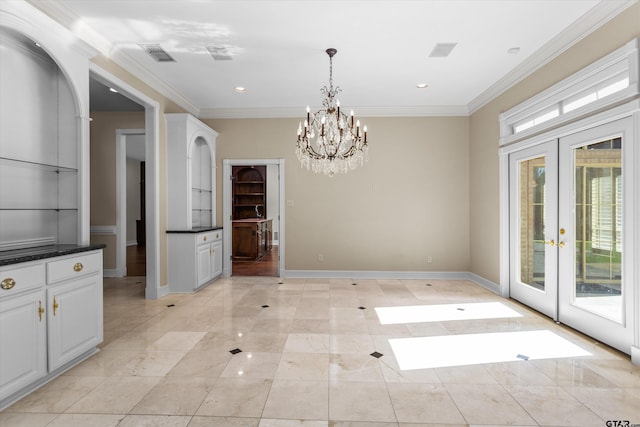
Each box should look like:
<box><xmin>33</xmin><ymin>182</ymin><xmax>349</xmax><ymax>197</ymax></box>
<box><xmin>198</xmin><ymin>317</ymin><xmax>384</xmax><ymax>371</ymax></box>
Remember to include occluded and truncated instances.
<box><xmin>1</xmin><ymin>276</ymin><xmax>639</xmax><ymax>427</ymax></box>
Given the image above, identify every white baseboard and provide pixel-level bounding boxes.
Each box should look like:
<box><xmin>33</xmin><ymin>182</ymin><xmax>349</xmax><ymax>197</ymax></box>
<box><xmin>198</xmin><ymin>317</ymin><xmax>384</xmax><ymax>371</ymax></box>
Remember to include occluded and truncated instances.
<box><xmin>103</xmin><ymin>268</ymin><xmax>125</xmax><ymax>278</ymax></box>
<box><xmin>632</xmin><ymin>345</ymin><xmax>640</xmax><ymax>366</ymax></box>
<box><xmin>90</xmin><ymin>225</ymin><xmax>116</xmax><ymax>235</ymax></box>
<box><xmin>282</xmin><ymin>269</ymin><xmax>499</xmax><ymax>293</ymax></box>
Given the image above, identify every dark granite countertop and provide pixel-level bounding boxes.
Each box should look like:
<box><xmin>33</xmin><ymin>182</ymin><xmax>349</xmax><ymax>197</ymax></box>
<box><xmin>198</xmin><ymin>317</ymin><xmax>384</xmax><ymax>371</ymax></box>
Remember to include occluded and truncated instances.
<box><xmin>0</xmin><ymin>244</ymin><xmax>106</xmax><ymax>267</ymax></box>
<box><xmin>166</xmin><ymin>226</ymin><xmax>223</xmax><ymax>234</ymax></box>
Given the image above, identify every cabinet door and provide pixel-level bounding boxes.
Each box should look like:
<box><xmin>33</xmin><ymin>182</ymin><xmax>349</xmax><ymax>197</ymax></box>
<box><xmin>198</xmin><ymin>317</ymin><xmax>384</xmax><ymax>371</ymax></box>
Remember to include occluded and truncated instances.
<box><xmin>47</xmin><ymin>275</ymin><xmax>103</xmax><ymax>371</ymax></box>
<box><xmin>0</xmin><ymin>290</ymin><xmax>47</xmax><ymax>401</ymax></box>
<box><xmin>212</xmin><ymin>241</ymin><xmax>222</xmax><ymax>279</ymax></box>
<box><xmin>197</xmin><ymin>243</ymin><xmax>212</xmax><ymax>287</ymax></box>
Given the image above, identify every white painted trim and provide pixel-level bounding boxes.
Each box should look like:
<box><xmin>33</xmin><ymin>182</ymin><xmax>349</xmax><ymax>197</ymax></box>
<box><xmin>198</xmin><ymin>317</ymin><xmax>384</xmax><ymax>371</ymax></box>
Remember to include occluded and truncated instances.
<box><xmin>499</xmin><ymin>38</ymin><xmax>639</xmax><ymax>146</ymax></box>
<box><xmin>90</xmin><ymin>62</ymin><xmax>162</xmax><ymax>300</ymax></box>
<box><xmin>223</xmin><ymin>159</ymin><xmax>285</xmax><ymax>278</ymax></box>
<box><xmin>500</xmin><ymin>102</ymin><xmax>640</xmax><ymax>356</ymax></box>
<box><xmin>89</xmin><ymin>226</ymin><xmax>116</xmax><ymax>235</ymax></box>
<box><xmin>469</xmin><ymin>1</ymin><xmax>638</xmax><ymax>114</ymax></box>
<box><xmin>102</xmin><ymin>268</ymin><xmax>124</xmax><ymax>278</ymax></box>
<box><xmin>115</xmin><ymin>129</ymin><xmax>145</xmax><ymax>280</ymax></box>
<box><xmin>282</xmin><ymin>270</ymin><xmax>500</xmax><ymax>294</ymax></box>
<box><xmin>632</xmin><ymin>345</ymin><xmax>640</xmax><ymax>366</ymax></box>
<box><xmin>199</xmin><ymin>105</ymin><xmax>469</xmax><ymax>119</ymax></box>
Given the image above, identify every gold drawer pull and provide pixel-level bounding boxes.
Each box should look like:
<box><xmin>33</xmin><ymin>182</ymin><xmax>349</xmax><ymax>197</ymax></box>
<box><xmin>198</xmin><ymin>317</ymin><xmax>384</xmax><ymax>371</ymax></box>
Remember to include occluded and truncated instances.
<box><xmin>1</xmin><ymin>278</ymin><xmax>16</xmax><ymax>290</ymax></box>
<box><xmin>38</xmin><ymin>301</ymin><xmax>45</xmax><ymax>321</ymax></box>
<box><xmin>203</xmin><ymin>236</ymin><xmax>207</xmax><ymax>241</ymax></box>
<box><xmin>53</xmin><ymin>296</ymin><xmax>59</xmax><ymax>316</ymax></box>
<box><xmin>73</xmin><ymin>262</ymin><xmax>83</xmax><ymax>272</ymax></box>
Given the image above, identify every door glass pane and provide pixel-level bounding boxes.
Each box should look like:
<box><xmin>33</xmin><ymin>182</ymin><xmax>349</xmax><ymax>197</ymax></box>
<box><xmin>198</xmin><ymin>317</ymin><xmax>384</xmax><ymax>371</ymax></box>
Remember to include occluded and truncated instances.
<box><xmin>519</xmin><ymin>156</ymin><xmax>546</xmax><ymax>290</ymax></box>
<box><xmin>574</xmin><ymin>137</ymin><xmax>622</xmax><ymax>322</ymax></box>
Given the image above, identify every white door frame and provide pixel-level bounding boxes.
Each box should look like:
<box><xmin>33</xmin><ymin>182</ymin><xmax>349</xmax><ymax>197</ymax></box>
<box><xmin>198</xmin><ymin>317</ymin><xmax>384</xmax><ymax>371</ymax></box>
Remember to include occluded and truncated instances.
<box><xmin>499</xmin><ymin>101</ymin><xmax>640</xmax><ymax>362</ymax></box>
<box><xmin>222</xmin><ymin>159</ymin><xmax>285</xmax><ymax>278</ymax></box>
<box><xmin>508</xmin><ymin>140</ymin><xmax>559</xmax><ymax>320</ymax></box>
<box><xmin>115</xmin><ymin>129</ymin><xmax>145</xmax><ymax>278</ymax></box>
<box><xmin>90</xmin><ymin>63</ymin><xmax>163</xmax><ymax>299</ymax></box>
<box><xmin>557</xmin><ymin>117</ymin><xmax>635</xmax><ymax>354</ymax></box>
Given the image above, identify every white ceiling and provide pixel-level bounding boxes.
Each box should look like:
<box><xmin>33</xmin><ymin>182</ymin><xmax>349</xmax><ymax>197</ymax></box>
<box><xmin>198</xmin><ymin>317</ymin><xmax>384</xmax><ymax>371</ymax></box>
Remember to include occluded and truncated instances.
<box><xmin>29</xmin><ymin>0</ymin><xmax>635</xmax><ymax>118</ymax></box>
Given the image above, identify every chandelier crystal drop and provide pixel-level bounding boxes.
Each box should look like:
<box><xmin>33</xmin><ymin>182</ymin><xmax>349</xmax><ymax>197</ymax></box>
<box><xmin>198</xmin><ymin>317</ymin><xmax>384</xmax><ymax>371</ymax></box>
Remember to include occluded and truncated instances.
<box><xmin>296</xmin><ymin>48</ymin><xmax>369</xmax><ymax>177</ymax></box>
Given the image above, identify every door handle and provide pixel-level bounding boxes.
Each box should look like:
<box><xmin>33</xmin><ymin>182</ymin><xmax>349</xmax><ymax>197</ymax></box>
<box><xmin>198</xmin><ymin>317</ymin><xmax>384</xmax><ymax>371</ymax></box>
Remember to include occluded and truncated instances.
<box><xmin>557</xmin><ymin>241</ymin><xmax>565</xmax><ymax>248</ymax></box>
<box><xmin>544</xmin><ymin>239</ymin><xmax>555</xmax><ymax>246</ymax></box>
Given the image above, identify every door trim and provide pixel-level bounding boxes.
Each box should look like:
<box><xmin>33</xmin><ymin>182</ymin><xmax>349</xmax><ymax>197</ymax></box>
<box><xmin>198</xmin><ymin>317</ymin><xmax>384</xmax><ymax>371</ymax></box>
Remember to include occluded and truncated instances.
<box><xmin>500</xmin><ymin>101</ymin><xmax>640</xmax><ymax>362</ymax></box>
<box><xmin>222</xmin><ymin>159</ymin><xmax>285</xmax><ymax>278</ymax></box>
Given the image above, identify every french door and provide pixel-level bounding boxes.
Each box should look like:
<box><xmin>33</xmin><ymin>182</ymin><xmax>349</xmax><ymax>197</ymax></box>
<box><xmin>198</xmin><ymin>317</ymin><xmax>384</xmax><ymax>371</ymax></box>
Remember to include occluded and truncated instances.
<box><xmin>510</xmin><ymin>118</ymin><xmax>634</xmax><ymax>354</ymax></box>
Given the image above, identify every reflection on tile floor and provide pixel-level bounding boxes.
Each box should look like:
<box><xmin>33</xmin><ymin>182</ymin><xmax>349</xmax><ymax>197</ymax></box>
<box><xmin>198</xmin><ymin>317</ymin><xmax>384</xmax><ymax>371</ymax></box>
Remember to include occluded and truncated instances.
<box><xmin>2</xmin><ymin>276</ymin><xmax>639</xmax><ymax>426</ymax></box>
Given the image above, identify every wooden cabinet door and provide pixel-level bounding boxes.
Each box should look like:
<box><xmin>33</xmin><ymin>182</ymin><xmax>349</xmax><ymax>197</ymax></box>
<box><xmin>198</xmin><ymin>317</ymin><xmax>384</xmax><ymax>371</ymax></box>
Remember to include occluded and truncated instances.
<box><xmin>47</xmin><ymin>275</ymin><xmax>103</xmax><ymax>371</ymax></box>
<box><xmin>232</xmin><ymin>222</ymin><xmax>258</xmax><ymax>259</ymax></box>
<box><xmin>0</xmin><ymin>289</ymin><xmax>47</xmax><ymax>401</ymax></box>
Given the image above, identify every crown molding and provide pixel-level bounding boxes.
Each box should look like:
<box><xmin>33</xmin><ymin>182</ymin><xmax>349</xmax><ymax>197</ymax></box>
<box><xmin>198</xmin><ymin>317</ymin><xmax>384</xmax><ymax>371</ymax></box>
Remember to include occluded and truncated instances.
<box><xmin>109</xmin><ymin>49</ymin><xmax>200</xmax><ymax>115</ymax></box>
<box><xmin>467</xmin><ymin>0</ymin><xmax>638</xmax><ymax>114</ymax></box>
<box><xmin>24</xmin><ymin>0</ymin><xmax>108</xmax><ymax>55</ymax></box>
<box><xmin>198</xmin><ymin>105</ymin><xmax>469</xmax><ymax>119</ymax></box>
<box><xmin>24</xmin><ymin>0</ymin><xmax>199</xmax><ymax>116</ymax></box>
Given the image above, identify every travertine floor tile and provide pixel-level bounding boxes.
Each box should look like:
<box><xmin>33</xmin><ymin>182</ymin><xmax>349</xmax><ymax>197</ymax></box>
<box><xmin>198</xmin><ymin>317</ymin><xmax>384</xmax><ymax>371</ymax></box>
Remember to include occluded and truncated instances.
<box><xmin>329</xmin><ymin>381</ymin><xmax>396</xmax><ymax>422</ymax></box>
<box><xmin>65</xmin><ymin>376</ymin><xmax>161</xmax><ymax>414</ymax></box>
<box><xmin>195</xmin><ymin>378</ymin><xmax>272</xmax><ymax>417</ymax></box>
<box><xmin>262</xmin><ymin>379</ymin><xmax>329</xmax><ymax>420</ymax></box>
<box><xmin>4</xmin><ymin>276</ymin><xmax>638</xmax><ymax>427</ymax></box>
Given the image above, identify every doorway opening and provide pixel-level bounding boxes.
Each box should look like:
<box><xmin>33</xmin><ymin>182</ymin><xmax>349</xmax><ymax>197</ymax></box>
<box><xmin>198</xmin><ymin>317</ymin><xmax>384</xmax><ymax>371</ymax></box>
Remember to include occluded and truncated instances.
<box><xmin>89</xmin><ymin>65</ymin><xmax>162</xmax><ymax>299</ymax></box>
<box><xmin>223</xmin><ymin>159</ymin><xmax>285</xmax><ymax>278</ymax></box>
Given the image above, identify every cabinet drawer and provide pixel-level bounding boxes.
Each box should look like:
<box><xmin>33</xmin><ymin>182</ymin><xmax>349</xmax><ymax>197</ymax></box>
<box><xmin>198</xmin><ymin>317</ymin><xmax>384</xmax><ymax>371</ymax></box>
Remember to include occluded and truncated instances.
<box><xmin>47</xmin><ymin>252</ymin><xmax>102</xmax><ymax>285</ymax></box>
<box><xmin>0</xmin><ymin>264</ymin><xmax>45</xmax><ymax>298</ymax></box>
<box><xmin>197</xmin><ymin>231</ymin><xmax>221</xmax><ymax>245</ymax></box>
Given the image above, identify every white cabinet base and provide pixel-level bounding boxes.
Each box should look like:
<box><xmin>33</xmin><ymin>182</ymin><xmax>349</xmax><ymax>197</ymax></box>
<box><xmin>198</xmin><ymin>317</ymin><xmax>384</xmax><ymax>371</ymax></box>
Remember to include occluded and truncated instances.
<box><xmin>168</xmin><ymin>230</ymin><xmax>222</xmax><ymax>293</ymax></box>
<box><xmin>0</xmin><ymin>248</ymin><xmax>104</xmax><ymax>411</ymax></box>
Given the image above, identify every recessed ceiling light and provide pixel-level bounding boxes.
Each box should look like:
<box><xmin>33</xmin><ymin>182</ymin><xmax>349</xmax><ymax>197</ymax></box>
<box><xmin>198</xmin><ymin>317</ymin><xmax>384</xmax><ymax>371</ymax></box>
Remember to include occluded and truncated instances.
<box><xmin>109</xmin><ymin>87</ymin><xmax>119</xmax><ymax>93</ymax></box>
<box><xmin>234</xmin><ymin>86</ymin><xmax>246</xmax><ymax>93</ymax></box>
<box><xmin>507</xmin><ymin>47</ymin><xmax>521</xmax><ymax>55</ymax></box>
<box><xmin>416</xmin><ymin>83</ymin><xmax>428</xmax><ymax>89</ymax></box>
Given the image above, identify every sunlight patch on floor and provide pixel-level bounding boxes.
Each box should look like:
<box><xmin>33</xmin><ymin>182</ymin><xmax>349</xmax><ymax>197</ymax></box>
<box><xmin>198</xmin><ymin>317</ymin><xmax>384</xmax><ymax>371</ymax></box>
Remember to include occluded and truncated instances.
<box><xmin>389</xmin><ymin>330</ymin><xmax>592</xmax><ymax>370</ymax></box>
<box><xmin>375</xmin><ymin>302</ymin><xmax>522</xmax><ymax>325</ymax></box>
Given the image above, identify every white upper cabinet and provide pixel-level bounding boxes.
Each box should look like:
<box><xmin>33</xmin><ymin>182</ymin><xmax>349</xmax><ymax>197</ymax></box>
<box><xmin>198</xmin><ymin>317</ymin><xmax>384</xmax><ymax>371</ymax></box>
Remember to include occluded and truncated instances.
<box><xmin>166</xmin><ymin>113</ymin><xmax>218</xmax><ymax>230</ymax></box>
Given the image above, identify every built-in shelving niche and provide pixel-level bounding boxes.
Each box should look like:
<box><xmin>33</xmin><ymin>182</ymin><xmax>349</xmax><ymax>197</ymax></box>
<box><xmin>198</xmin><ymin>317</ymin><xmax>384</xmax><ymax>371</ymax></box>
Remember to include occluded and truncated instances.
<box><xmin>0</xmin><ymin>28</ymin><xmax>79</xmax><ymax>251</ymax></box>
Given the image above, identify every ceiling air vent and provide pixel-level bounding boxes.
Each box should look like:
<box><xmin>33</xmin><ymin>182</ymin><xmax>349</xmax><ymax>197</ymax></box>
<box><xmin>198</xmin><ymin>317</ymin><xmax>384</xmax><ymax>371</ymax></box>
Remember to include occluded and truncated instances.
<box><xmin>140</xmin><ymin>44</ymin><xmax>175</xmax><ymax>62</ymax></box>
<box><xmin>207</xmin><ymin>46</ymin><xmax>232</xmax><ymax>60</ymax></box>
<box><xmin>429</xmin><ymin>42</ymin><xmax>457</xmax><ymax>58</ymax></box>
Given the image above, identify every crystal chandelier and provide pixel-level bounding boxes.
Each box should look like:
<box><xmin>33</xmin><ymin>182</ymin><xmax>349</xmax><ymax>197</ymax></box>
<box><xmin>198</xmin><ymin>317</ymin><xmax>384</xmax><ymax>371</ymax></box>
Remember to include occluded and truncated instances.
<box><xmin>296</xmin><ymin>48</ymin><xmax>369</xmax><ymax>177</ymax></box>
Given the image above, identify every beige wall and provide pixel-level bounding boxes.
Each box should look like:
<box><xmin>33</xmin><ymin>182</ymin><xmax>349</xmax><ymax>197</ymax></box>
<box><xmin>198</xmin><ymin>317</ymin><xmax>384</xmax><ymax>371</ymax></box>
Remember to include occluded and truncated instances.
<box><xmin>207</xmin><ymin>116</ymin><xmax>470</xmax><ymax>272</ymax></box>
<box><xmin>88</xmin><ymin>55</ymin><xmax>189</xmax><ymax>284</ymax></box>
<box><xmin>89</xmin><ymin>112</ymin><xmax>145</xmax><ymax>269</ymax></box>
<box><xmin>468</xmin><ymin>2</ymin><xmax>640</xmax><ymax>284</ymax></box>
<box><xmin>81</xmin><ymin>3</ymin><xmax>638</xmax><ymax>282</ymax></box>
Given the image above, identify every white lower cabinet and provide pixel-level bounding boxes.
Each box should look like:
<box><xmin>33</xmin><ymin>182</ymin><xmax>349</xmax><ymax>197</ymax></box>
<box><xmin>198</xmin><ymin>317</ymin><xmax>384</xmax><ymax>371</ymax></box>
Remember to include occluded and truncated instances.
<box><xmin>168</xmin><ymin>230</ymin><xmax>223</xmax><ymax>293</ymax></box>
<box><xmin>47</xmin><ymin>274</ymin><xmax>103</xmax><ymax>371</ymax></box>
<box><xmin>0</xmin><ymin>289</ymin><xmax>47</xmax><ymax>402</ymax></box>
<box><xmin>0</xmin><ymin>249</ymin><xmax>103</xmax><ymax>409</ymax></box>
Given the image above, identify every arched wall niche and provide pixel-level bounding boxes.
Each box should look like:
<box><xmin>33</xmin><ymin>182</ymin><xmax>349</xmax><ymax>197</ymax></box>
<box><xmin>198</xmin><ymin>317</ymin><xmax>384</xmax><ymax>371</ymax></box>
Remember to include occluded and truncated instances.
<box><xmin>0</xmin><ymin>2</ymin><xmax>96</xmax><ymax>247</ymax></box>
